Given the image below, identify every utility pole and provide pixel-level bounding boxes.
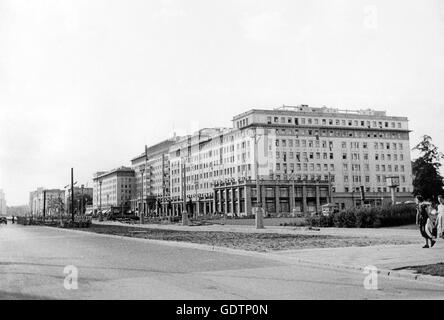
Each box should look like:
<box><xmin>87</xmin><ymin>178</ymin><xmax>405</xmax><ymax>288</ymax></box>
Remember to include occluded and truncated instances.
<box><xmin>42</xmin><ymin>190</ymin><xmax>46</xmax><ymax>222</ymax></box>
<box><xmin>140</xmin><ymin>167</ymin><xmax>145</xmax><ymax>224</ymax></box>
<box><xmin>81</xmin><ymin>184</ymin><xmax>84</xmax><ymax>215</ymax></box>
<box><xmin>162</xmin><ymin>153</ymin><xmax>166</xmax><ymax>218</ymax></box>
<box><xmin>182</xmin><ymin>159</ymin><xmax>188</xmax><ymax>226</ymax></box>
<box><xmin>71</xmin><ymin>168</ymin><xmax>75</xmax><ymax>222</ymax></box>
<box><xmin>99</xmin><ymin>180</ymin><xmax>103</xmax><ymax>221</ymax></box>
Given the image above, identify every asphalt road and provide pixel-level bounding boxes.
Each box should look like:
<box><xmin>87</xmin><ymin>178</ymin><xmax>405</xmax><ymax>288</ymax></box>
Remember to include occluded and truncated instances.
<box><xmin>1</xmin><ymin>224</ymin><xmax>443</xmax><ymax>300</ymax></box>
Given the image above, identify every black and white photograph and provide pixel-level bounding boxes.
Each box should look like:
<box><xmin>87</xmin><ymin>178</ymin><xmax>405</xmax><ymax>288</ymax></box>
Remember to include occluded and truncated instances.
<box><xmin>1</xmin><ymin>0</ymin><xmax>444</xmax><ymax>308</ymax></box>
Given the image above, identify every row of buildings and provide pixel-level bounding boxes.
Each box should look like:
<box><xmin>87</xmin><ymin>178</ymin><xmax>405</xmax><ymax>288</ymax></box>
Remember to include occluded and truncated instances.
<box><xmin>29</xmin><ymin>186</ymin><xmax>93</xmax><ymax>217</ymax></box>
<box><xmin>92</xmin><ymin>105</ymin><xmax>414</xmax><ymax>217</ymax></box>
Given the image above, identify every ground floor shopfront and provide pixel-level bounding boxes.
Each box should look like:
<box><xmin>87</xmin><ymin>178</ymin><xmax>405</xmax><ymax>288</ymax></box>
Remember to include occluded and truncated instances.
<box><xmin>97</xmin><ymin>188</ymin><xmax>414</xmax><ymax>218</ymax></box>
<box><xmin>162</xmin><ymin>179</ymin><xmax>332</xmax><ymax>217</ymax></box>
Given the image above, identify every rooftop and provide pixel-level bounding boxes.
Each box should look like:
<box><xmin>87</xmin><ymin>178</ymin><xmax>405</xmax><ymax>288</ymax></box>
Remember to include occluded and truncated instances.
<box><xmin>93</xmin><ymin>166</ymin><xmax>135</xmax><ymax>180</ymax></box>
<box><xmin>232</xmin><ymin>104</ymin><xmax>408</xmax><ymax>121</ymax></box>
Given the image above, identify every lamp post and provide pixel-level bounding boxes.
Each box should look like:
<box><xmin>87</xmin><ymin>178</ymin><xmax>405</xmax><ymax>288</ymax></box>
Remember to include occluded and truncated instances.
<box><xmin>99</xmin><ymin>180</ymin><xmax>103</xmax><ymax>221</ymax></box>
<box><xmin>42</xmin><ymin>189</ymin><xmax>46</xmax><ymax>222</ymax></box>
<box><xmin>81</xmin><ymin>184</ymin><xmax>84</xmax><ymax>215</ymax></box>
<box><xmin>194</xmin><ymin>180</ymin><xmax>199</xmax><ymax>219</ymax></box>
<box><xmin>181</xmin><ymin>158</ymin><xmax>189</xmax><ymax>226</ymax></box>
<box><xmin>58</xmin><ymin>192</ymin><xmax>63</xmax><ymax>220</ymax></box>
<box><xmin>250</xmin><ymin>128</ymin><xmax>264</xmax><ymax>229</ymax></box>
<box><xmin>140</xmin><ymin>167</ymin><xmax>145</xmax><ymax>224</ymax></box>
<box><xmin>71</xmin><ymin>168</ymin><xmax>75</xmax><ymax>223</ymax></box>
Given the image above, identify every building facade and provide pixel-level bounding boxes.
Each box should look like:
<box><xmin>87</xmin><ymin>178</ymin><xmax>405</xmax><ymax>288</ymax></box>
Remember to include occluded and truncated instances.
<box><xmin>92</xmin><ymin>167</ymin><xmax>135</xmax><ymax>213</ymax></box>
<box><xmin>64</xmin><ymin>186</ymin><xmax>93</xmax><ymax>214</ymax></box>
<box><xmin>129</xmin><ymin>137</ymin><xmax>181</xmax><ymax>215</ymax></box>
<box><xmin>29</xmin><ymin>188</ymin><xmax>65</xmax><ymax>217</ymax></box>
<box><xmin>94</xmin><ymin>104</ymin><xmax>414</xmax><ymax>218</ymax></box>
<box><xmin>232</xmin><ymin>105</ymin><xmax>413</xmax><ymax>210</ymax></box>
<box><xmin>164</xmin><ymin>105</ymin><xmax>413</xmax><ymax>216</ymax></box>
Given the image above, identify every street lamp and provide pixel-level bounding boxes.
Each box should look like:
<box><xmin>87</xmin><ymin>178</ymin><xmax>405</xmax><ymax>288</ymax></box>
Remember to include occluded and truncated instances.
<box><xmin>139</xmin><ymin>167</ymin><xmax>145</xmax><ymax>224</ymax></box>
<box><xmin>194</xmin><ymin>180</ymin><xmax>199</xmax><ymax>219</ymax></box>
<box><xmin>249</xmin><ymin>128</ymin><xmax>264</xmax><ymax>229</ymax></box>
<box><xmin>181</xmin><ymin>156</ymin><xmax>189</xmax><ymax>226</ymax></box>
<box><xmin>99</xmin><ymin>180</ymin><xmax>103</xmax><ymax>221</ymax></box>
<box><xmin>81</xmin><ymin>184</ymin><xmax>84</xmax><ymax>215</ymax></box>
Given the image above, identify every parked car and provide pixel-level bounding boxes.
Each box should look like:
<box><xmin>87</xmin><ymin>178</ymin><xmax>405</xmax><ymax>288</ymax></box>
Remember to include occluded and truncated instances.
<box><xmin>321</xmin><ymin>203</ymin><xmax>340</xmax><ymax>217</ymax></box>
<box><xmin>0</xmin><ymin>217</ymin><xmax>7</xmax><ymax>225</ymax></box>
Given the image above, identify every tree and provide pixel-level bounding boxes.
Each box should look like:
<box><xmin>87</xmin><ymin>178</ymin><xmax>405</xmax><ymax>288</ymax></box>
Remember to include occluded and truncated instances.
<box><xmin>412</xmin><ymin>135</ymin><xmax>444</xmax><ymax>201</ymax></box>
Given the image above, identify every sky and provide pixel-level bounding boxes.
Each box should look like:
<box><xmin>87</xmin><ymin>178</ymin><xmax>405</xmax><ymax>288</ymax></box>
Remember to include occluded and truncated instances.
<box><xmin>0</xmin><ymin>0</ymin><xmax>443</xmax><ymax>206</ymax></box>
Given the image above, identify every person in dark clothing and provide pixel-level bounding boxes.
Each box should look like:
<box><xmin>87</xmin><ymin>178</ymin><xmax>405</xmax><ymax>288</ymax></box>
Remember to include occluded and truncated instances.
<box><xmin>416</xmin><ymin>195</ymin><xmax>435</xmax><ymax>248</ymax></box>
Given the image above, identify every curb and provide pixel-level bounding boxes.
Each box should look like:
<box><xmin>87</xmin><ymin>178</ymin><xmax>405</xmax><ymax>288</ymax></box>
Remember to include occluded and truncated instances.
<box><xmin>44</xmin><ymin>225</ymin><xmax>444</xmax><ymax>287</ymax></box>
<box><xmin>272</xmin><ymin>255</ymin><xmax>444</xmax><ymax>286</ymax></box>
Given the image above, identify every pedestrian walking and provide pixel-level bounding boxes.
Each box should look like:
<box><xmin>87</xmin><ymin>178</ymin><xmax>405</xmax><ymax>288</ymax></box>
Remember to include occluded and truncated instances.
<box><xmin>416</xmin><ymin>195</ymin><xmax>435</xmax><ymax>248</ymax></box>
<box><xmin>425</xmin><ymin>203</ymin><xmax>438</xmax><ymax>241</ymax></box>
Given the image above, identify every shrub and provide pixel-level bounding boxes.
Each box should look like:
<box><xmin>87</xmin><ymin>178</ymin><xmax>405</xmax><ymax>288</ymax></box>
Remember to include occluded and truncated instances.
<box><xmin>307</xmin><ymin>214</ymin><xmax>333</xmax><ymax>228</ymax></box>
<box><xmin>309</xmin><ymin>204</ymin><xmax>417</xmax><ymax>228</ymax></box>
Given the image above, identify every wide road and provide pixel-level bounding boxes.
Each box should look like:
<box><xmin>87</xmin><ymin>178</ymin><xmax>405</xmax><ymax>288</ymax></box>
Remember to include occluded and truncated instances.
<box><xmin>1</xmin><ymin>224</ymin><xmax>443</xmax><ymax>299</ymax></box>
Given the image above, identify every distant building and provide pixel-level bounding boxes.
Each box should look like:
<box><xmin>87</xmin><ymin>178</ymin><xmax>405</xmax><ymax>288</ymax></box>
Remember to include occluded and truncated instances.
<box><xmin>6</xmin><ymin>205</ymin><xmax>29</xmax><ymax>217</ymax></box>
<box><xmin>64</xmin><ymin>186</ymin><xmax>93</xmax><ymax>214</ymax></box>
<box><xmin>0</xmin><ymin>189</ymin><xmax>7</xmax><ymax>216</ymax></box>
<box><xmin>29</xmin><ymin>188</ymin><xmax>65</xmax><ymax>217</ymax></box>
<box><xmin>92</xmin><ymin>167</ymin><xmax>135</xmax><ymax>214</ymax></box>
<box><xmin>130</xmin><ymin>136</ymin><xmax>181</xmax><ymax>215</ymax></box>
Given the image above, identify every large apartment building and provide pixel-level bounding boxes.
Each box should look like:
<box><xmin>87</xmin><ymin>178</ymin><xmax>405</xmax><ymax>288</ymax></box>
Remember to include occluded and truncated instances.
<box><xmin>93</xmin><ymin>104</ymin><xmax>413</xmax><ymax>217</ymax></box>
<box><xmin>166</xmin><ymin>105</ymin><xmax>412</xmax><ymax>216</ymax></box>
<box><xmin>92</xmin><ymin>167</ymin><xmax>135</xmax><ymax>214</ymax></box>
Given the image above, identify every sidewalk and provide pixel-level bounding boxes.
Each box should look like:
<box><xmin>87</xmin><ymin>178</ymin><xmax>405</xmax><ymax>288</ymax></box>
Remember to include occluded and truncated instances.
<box><xmin>273</xmin><ymin>243</ymin><xmax>444</xmax><ymax>270</ymax></box>
<box><xmin>91</xmin><ymin>220</ymin><xmax>444</xmax><ymax>283</ymax></box>
<box><xmin>92</xmin><ymin>220</ymin><xmax>421</xmax><ymax>242</ymax></box>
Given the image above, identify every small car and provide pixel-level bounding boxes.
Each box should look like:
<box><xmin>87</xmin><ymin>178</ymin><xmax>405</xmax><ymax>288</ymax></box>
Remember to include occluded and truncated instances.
<box><xmin>0</xmin><ymin>217</ymin><xmax>7</xmax><ymax>225</ymax></box>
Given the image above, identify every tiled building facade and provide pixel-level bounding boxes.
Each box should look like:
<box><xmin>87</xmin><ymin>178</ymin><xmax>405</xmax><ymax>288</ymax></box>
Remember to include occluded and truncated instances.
<box><xmin>92</xmin><ymin>105</ymin><xmax>414</xmax><ymax>217</ymax></box>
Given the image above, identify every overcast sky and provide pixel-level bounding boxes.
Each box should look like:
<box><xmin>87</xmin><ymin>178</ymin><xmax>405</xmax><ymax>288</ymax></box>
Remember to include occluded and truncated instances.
<box><xmin>1</xmin><ymin>0</ymin><xmax>443</xmax><ymax>205</ymax></box>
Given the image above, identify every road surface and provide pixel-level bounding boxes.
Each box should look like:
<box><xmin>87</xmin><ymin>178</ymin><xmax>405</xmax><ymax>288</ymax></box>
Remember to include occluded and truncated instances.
<box><xmin>1</xmin><ymin>224</ymin><xmax>443</xmax><ymax>299</ymax></box>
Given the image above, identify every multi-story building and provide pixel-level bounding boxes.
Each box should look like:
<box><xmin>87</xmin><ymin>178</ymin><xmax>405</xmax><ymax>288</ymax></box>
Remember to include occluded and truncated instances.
<box><xmin>232</xmin><ymin>105</ymin><xmax>413</xmax><ymax>210</ymax></box>
<box><xmin>0</xmin><ymin>189</ymin><xmax>7</xmax><ymax>216</ymax></box>
<box><xmin>129</xmin><ymin>136</ymin><xmax>181</xmax><ymax>215</ymax></box>
<box><xmin>165</xmin><ymin>105</ymin><xmax>413</xmax><ymax>216</ymax></box>
<box><xmin>93</xmin><ymin>105</ymin><xmax>413</xmax><ymax>218</ymax></box>
<box><xmin>92</xmin><ymin>167</ymin><xmax>135</xmax><ymax>214</ymax></box>
<box><xmin>64</xmin><ymin>186</ymin><xmax>93</xmax><ymax>214</ymax></box>
<box><xmin>29</xmin><ymin>188</ymin><xmax>65</xmax><ymax>217</ymax></box>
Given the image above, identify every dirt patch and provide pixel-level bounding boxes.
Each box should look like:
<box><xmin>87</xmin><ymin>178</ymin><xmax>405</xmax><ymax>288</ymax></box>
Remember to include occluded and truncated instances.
<box><xmin>73</xmin><ymin>224</ymin><xmax>415</xmax><ymax>252</ymax></box>
<box><xmin>396</xmin><ymin>263</ymin><xmax>444</xmax><ymax>277</ymax></box>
